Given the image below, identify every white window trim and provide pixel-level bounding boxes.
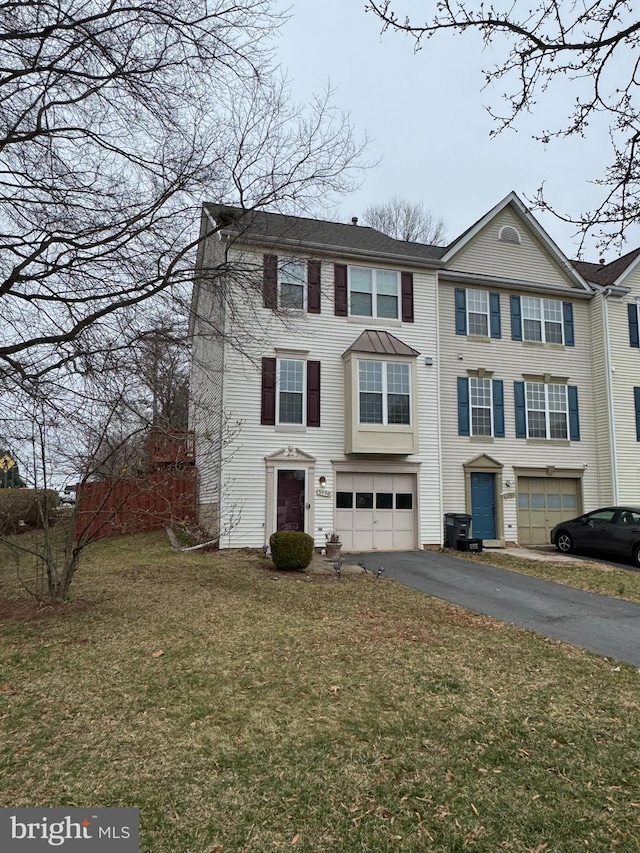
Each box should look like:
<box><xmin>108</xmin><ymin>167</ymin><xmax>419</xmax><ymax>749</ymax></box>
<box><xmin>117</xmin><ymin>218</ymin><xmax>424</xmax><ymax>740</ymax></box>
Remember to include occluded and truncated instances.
<box><xmin>522</xmin><ymin>296</ymin><xmax>564</xmax><ymax>345</ymax></box>
<box><xmin>358</xmin><ymin>360</ymin><xmax>411</xmax><ymax>426</ymax></box>
<box><xmin>279</xmin><ymin>258</ymin><xmax>307</xmax><ymax>312</ymax></box>
<box><xmin>276</xmin><ymin>357</ymin><xmax>307</xmax><ymax>426</ymax></box>
<box><xmin>470</xmin><ymin>376</ymin><xmax>493</xmax><ymax>437</ymax></box>
<box><xmin>525</xmin><ymin>381</ymin><xmax>568</xmax><ymax>440</ymax></box>
<box><xmin>348</xmin><ymin>265</ymin><xmax>400</xmax><ymax>320</ymax></box>
<box><xmin>466</xmin><ymin>289</ymin><xmax>490</xmax><ymax>337</ymax></box>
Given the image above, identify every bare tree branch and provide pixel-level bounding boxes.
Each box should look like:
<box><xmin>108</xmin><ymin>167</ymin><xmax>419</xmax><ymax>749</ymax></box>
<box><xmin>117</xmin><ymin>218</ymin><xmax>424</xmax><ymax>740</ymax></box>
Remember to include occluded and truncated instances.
<box><xmin>367</xmin><ymin>0</ymin><xmax>640</xmax><ymax>248</ymax></box>
<box><xmin>362</xmin><ymin>195</ymin><xmax>446</xmax><ymax>244</ymax></box>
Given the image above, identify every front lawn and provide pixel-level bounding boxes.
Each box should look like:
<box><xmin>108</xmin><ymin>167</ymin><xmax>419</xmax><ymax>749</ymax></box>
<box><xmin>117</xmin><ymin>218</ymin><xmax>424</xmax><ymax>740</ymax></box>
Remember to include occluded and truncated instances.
<box><xmin>1</xmin><ymin>533</ymin><xmax>639</xmax><ymax>852</ymax></box>
<box><xmin>462</xmin><ymin>548</ymin><xmax>640</xmax><ymax>603</ymax></box>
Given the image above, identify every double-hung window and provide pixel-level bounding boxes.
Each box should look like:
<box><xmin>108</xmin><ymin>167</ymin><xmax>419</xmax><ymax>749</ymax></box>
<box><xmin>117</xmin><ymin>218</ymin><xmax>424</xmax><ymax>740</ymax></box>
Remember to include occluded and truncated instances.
<box><xmin>470</xmin><ymin>377</ymin><xmax>492</xmax><ymax>436</ymax></box>
<box><xmin>457</xmin><ymin>376</ymin><xmax>504</xmax><ymax>437</ymax></box>
<box><xmin>277</xmin><ymin>359</ymin><xmax>305</xmax><ymax>424</ymax></box>
<box><xmin>359</xmin><ymin>361</ymin><xmax>410</xmax><ymax>425</ymax></box>
<box><xmin>526</xmin><ymin>382</ymin><xmax>568</xmax><ymax>439</ymax></box>
<box><xmin>261</xmin><ymin>356</ymin><xmax>321</xmax><ymax>427</ymax></box>
<box><xmin>350</xmin><ymin>267</ymin><xmax>399</xmax><ymax>319</ymax></box>
<box><xmin>455</xmin><ymin>288</ymin><xmax>501</xmax><ymax>338</ymax></box>
<box><xmin>522</xmin><ymin>297</ymin><xmax>564</xmax><ymax>344</ymax></box>
<box><xmin>467</xmin><ymin>290</ymin><xmax>490</xmax><ymax>337</ymax></box>
<box><xmin>279</xmin><ymin>259</ymin><xmax>307</xmax><ymax>310</ymax></box>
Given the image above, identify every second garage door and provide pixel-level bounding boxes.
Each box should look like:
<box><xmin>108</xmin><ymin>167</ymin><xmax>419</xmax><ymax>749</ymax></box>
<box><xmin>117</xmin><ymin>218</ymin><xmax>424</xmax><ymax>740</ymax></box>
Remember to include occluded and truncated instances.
<box><xmin>335</xmin><ymin>472</ymin><xmax>416</xmax><ymax>551</ymax></box>
<box><xmin>517</xmin><ymin>477</ymin><xmax>580</xmax><ymax>545</ymax></box>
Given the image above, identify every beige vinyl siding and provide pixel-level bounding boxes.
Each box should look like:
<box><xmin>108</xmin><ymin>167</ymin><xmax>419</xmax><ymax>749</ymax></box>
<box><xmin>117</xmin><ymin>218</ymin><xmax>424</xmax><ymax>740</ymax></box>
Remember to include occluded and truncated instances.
<box><xmin>588</xmin><ymin>291</ymin><xmax>615</xmax><ymax>505</ymax></box>
<box><xmin>439</xmin><ymin>280</ymin><xmax>599</xmax><ymax>545</ymax></box>
<box><xmin>449</xmin><ymin>210</ymin><xmax>579</xmax><ymax>288</ymax></box>
<box><xmin>606</xmin><ymin>273</ymin><xmax>640</xmax><ymax>504</ymax></box>
<box><xmin>198</xmin><ymin>245</ymin><xmax>443</xmax><ymax>549</ymax></box>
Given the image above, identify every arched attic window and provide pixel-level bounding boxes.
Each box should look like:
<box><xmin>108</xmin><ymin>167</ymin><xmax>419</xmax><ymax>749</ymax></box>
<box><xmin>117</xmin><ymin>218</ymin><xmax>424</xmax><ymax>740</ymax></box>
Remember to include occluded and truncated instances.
<box><xmin>498</xmin><ymin>225</ymin><xmax>521</xmax><ymax>245</ymax></box>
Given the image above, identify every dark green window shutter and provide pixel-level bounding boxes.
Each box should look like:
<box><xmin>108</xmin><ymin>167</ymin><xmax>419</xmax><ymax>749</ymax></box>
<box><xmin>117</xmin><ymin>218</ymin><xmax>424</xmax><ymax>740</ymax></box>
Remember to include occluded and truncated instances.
<box><xmin>490</xmin><ymin>292</ymin><xmax>501</xmax><ymax>339</ymax></box>
<box><xmin>514</xmin><ymin>381</ymin><xmax>526</xmax><ymax>438</ymax></box>
<box><xmin>510</xmin><ymin>295</ymin><xmax>522</xmax><ymax>341</ymax></box>
<box><xmin>492</xmin><ymin>379</ymin><xmax>505</xmax><ymax>437</ymax></box>
<box><xmin>629</xmin><ymin>304</ymin><xmax>640</xmax><ymax>348</ymax></box>
<box><xmin>568</xmin><ymin>385</ymin><xmax>580</xmax><ymax>441</ymax></box>
<box><xmin>455</xmin><ymin>288</ymin><xmax>466</xmax><ymax>335</ymax></box>
<box><xmin>457</xmin><ymin>377</ymin><xmax>470</xmax><ymax>436</ymax></box>
<box><xmin>635</xmin><ymin>388</ymin><xmax>640</xmax><ymax>441</ymax></box>
<box><xmin>563</xmin><ymin>302</ymin><xmax>575</xmax><ymax>346</ymax></box>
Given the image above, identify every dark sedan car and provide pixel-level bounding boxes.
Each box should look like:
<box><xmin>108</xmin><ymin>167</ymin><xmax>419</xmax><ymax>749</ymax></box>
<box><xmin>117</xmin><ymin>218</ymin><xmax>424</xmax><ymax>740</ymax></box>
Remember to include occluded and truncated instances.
<box><xmin>551</xmin><ymin>506</ymin><xmax>640</xmax><ymax>567</ymax></box>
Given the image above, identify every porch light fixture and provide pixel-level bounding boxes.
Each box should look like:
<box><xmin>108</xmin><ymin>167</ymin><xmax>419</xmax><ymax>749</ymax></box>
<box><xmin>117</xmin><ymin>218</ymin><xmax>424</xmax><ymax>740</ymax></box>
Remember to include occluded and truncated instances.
<box><xmin>319</xmin><ymin>476</ymin><xmax>327</xmax><ymax>487</ymax></box>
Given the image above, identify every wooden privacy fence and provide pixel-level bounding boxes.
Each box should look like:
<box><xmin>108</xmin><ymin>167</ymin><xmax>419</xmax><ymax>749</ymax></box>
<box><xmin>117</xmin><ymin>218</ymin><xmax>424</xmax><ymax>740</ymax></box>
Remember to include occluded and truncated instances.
<box><xmin>74</xmin><ymin>470</ymin><xmax>198</xmax><ymax>542</ymax></box>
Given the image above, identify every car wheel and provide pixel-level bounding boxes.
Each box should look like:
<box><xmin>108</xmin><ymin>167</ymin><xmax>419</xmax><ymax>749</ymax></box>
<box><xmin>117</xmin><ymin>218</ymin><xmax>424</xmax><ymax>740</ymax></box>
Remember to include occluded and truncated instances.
<box><xmin>555</xmin><ymin>531</ymin><xmax>574</xmax><ymax>554</ymax></box>
<box><xmin>633</xmin><ymin>544</ymin><xmax>640</xmax><ymax>569</ymax></box>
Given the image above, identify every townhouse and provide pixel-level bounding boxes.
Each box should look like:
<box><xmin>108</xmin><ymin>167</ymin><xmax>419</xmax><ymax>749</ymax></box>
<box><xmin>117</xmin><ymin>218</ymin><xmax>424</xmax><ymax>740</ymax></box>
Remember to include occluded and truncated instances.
<box><xmin>189</xmin><ymin>193</ymin><xmax>636</xmax><ymax>551</ymax></box>
<box><xmin>574</xmin><ymin>250</ymin><xmax>640</xmax><ymax>508</ymax></box>
<box><xmin>190</xmin><ymin>205</ymin><xmax>445</xmax><ymax>550</ymax></box>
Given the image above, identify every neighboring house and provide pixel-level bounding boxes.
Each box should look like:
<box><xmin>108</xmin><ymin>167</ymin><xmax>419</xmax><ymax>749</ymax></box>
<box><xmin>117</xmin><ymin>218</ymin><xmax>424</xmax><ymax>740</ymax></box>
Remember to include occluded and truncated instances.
<box><xmin>574</xmin><ymin>249</ymin><xmax>640</xmax><ymax>508</ymax></box>
<box><xmin>438</xmin><ymin>193</ymin><xmax>598</xmax><ymax>547</ymax></box>
<box><xmin>190</xmin><ymin>206</ymin><xmax>445</xmax><ymax>550</ymax></box>
<box><xmin>189</xmin><ymin>194</ymin><xmax>629</xmax><ymax>551</ymax></box>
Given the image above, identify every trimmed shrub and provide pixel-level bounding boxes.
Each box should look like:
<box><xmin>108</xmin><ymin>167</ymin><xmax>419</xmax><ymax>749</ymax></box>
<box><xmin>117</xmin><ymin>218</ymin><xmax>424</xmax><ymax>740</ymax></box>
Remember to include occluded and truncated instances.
<box><xmin>0</xmin><ymin>488</ymin><xmax>60</xmax><ymax>535</ymax></box>
<box><xmin>269</xmin><ymin>530</ymin><xmax>315</xmax><ymax>571</ymax></box>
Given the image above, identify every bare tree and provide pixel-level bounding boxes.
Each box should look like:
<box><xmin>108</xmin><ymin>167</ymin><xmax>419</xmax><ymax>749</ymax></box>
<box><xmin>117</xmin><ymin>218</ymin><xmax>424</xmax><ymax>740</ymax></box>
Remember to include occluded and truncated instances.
<box><xmin>0</xmin><ymin>1</ymin><xmax>365</xmax><ymax>387</ymax></box>
<box><xmin>363</xmin><ymin>196</ymin><xmax>446</xmax><ymax>244</ymax></box>
<box><xmin>367</xmin><ymin>1</ymin><xmax>640</xmax><ymax>248</ymax></box>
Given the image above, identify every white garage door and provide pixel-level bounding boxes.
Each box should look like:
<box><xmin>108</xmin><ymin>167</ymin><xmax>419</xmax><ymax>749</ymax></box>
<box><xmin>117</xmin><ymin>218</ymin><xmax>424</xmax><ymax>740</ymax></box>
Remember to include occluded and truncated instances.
<box><xmin>517</xmin><ymin>477</ymin><xmax>580</xmax><ymax>545</ymax></box>
<box><xmin>335</xmin><ymin>472</ymin><xmax>416</xmax><ymax>551</ymax></box>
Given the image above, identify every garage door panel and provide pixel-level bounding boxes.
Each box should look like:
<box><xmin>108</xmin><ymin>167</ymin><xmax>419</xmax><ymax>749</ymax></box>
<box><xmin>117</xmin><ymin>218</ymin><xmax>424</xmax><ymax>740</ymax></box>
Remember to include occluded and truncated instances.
<box><xmin>354</xmin><ymin>511</ymin><xmax>374</xmax><ymax>530</ymax></box>
<box><xmin>394</xmin><ymin>513</ymin><xmax>414</xmax><ymax>532</ymax></box>
<box><xmin>517</xmin><ymin>477</ymin><xmax>579</xmax><ymax>546</ymax></box>
<box><xmin>335</xmin><ymin>472</ymin><xmax>416</xmax><ymax>551</ymax></box>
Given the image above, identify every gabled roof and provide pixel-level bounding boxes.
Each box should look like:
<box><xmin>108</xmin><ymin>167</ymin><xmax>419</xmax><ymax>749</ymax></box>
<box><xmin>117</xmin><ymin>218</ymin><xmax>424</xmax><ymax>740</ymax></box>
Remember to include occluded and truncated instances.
<box><xmin>441</xmin><ymin>191</ymin><xmax>590</xmax><ymax>292</ymax></box>
<box><xmin>203</xmin><ymin>204</ymin><xmax>445</xmax><ymax>268</ymax></box>
<box><xmin>574</xmin><ymin>247</ymin><xmax>640</xmax><ymax>287</ymax></box>
<box><xmin>342</xmin><ymin>330</ymin><xmax>420</xmax><ymax>357</ymax></box>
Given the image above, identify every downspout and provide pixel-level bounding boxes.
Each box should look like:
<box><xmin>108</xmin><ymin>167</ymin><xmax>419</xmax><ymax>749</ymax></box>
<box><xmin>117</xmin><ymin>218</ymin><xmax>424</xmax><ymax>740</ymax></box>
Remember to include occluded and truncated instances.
<box><xmin>435</xmin><ymin>274</ymin><xmax>444</xmax><ymax>548</ymax></box>
<box><xmin>602</xmin><ymin>288</ymin><xmax>619</xmax><ymax>504</ymax></box>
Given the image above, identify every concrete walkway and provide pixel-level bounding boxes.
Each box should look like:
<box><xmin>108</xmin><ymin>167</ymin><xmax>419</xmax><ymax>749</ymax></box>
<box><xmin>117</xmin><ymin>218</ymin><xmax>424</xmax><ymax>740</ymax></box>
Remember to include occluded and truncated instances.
<box><xmin>343</xmin><ymin>548</ymin><xmax>640</xmax><ymax>667</ymax></box>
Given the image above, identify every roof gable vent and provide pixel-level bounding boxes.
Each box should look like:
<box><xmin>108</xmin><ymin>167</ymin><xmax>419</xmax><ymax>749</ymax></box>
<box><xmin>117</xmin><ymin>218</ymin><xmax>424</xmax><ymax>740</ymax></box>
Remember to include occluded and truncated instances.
<box><xmin>498</xmin><ymin>225</ymin><xmax>521</xmax><ymax>245</ymax></box>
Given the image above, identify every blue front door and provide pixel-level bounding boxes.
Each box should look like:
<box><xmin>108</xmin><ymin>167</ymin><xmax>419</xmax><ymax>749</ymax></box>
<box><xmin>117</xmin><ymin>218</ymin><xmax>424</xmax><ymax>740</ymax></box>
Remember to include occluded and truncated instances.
<box><xmin>471</xmin><ymin>472</ymin><xmax>496</xmax><ymax>539</ymax></box>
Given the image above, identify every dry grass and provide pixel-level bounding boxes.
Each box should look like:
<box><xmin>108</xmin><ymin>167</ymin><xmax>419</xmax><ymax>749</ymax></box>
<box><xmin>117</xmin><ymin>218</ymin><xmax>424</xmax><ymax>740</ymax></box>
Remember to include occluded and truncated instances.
<box><xmin>459</xmin><ymin>548</ymin><xmax>640</xmax><ymax>603</ymax></box>
<box><xmin>1</xmin><ymin>533</ymin><xmax>640</xmax><ymax>852</ymax></box>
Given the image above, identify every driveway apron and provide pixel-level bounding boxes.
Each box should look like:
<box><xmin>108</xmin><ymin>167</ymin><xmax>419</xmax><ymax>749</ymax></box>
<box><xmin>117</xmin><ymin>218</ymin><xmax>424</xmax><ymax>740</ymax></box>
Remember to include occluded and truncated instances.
<box><xmin>349</xmin><ymin>550</ymin><xmax>640</xmax><ymax>667</ymax></box>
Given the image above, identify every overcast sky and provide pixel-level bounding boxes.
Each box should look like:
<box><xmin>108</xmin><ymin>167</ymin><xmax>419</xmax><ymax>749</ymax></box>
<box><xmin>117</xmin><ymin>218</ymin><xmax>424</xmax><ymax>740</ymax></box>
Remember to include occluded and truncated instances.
<box><xmin>274</xmin><ymin>1</ymin><xmax>635</xmax><ymax>263</ymax></box>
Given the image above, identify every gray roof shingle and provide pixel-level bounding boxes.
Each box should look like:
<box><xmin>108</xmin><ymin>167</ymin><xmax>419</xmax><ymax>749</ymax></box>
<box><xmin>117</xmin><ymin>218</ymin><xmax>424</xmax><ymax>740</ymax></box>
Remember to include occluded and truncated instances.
<box><xmin>573</xmin><ymin>248</ymin><xmax>640</xmax><ymax>285</ymax></box>
<box><xmin>204</xmin><ymin>204</ymin><xmax>445</xmax><ymax>266</ymax></box>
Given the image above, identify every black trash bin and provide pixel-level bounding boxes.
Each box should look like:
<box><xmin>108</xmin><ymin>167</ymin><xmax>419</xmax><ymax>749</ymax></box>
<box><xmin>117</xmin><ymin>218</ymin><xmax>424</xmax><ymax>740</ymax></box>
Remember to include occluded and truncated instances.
<box><xmin>443</xmin><ymin>512</ymin><xmax>472</xmax><ymax>548</ymax></box>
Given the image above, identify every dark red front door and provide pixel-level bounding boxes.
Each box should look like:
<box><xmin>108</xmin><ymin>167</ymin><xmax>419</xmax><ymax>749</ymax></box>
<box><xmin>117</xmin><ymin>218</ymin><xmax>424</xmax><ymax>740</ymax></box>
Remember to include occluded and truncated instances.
<box><xmin>277</xmin><ymin>470</ymin><xmax>305</xmax><ymax>531</ymax></box>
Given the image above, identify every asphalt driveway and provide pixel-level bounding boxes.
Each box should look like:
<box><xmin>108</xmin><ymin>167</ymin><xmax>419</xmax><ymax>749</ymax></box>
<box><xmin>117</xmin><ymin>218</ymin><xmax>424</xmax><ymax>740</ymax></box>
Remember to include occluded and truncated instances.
<box><xmin>349</xmin><ymin>549</ymin><xmax>640</xmax><ymax>667</ymax></box>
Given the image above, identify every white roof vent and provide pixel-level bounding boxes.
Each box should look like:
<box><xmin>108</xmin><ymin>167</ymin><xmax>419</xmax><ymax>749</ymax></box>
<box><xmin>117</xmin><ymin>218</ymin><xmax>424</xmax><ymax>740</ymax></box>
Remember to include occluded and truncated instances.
<box><xmin>498</xmin><ymin>225</ymin><xmax>521</xmax><ymax>245</ymax></box>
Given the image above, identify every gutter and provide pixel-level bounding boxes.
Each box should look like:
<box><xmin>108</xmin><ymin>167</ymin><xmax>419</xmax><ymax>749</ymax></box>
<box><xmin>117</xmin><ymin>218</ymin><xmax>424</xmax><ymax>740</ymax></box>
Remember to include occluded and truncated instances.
<box><xmin>217</xmin><ymin>229</ymin><xmax>444</xmax><ymax>271</ymax></box>
<box><xmin>602</xmin><ymin>288</ymin><xmax>619</xmax><ymax>503</ymax></box>
<box><xmin>439</xmin><ymin>269</ymin><xmax>594</xmax><ymax>299</ymax></box>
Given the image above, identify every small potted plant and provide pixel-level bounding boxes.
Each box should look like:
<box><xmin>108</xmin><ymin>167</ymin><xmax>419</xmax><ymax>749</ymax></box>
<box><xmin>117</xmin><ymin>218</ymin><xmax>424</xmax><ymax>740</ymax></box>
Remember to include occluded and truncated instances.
<box><xmin>325</xmin><ymin>530</ymin><xmax>342</xmax><ymax>560</ymax></box>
